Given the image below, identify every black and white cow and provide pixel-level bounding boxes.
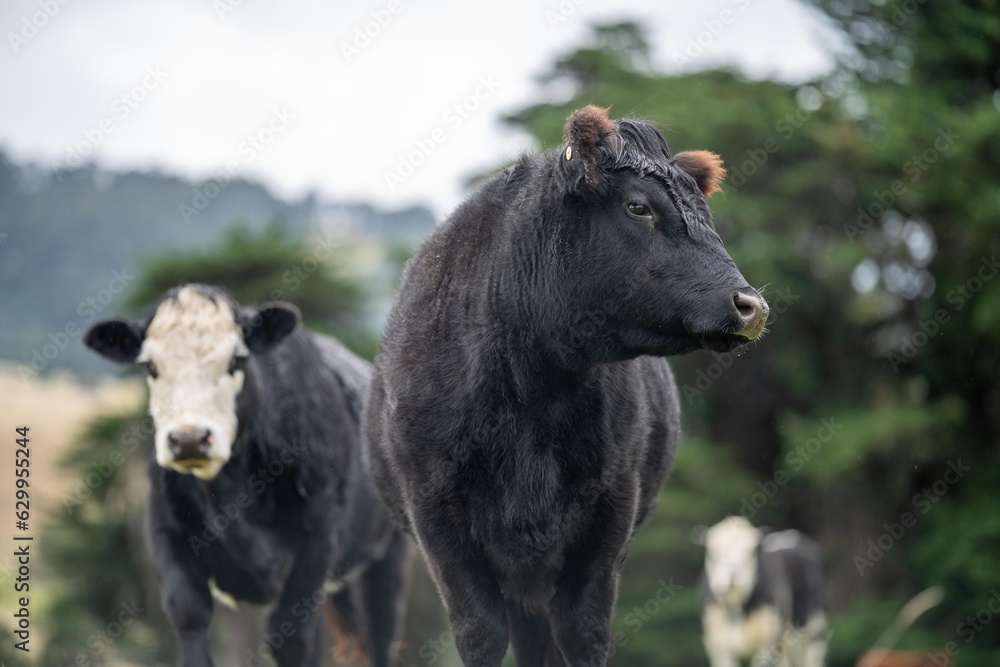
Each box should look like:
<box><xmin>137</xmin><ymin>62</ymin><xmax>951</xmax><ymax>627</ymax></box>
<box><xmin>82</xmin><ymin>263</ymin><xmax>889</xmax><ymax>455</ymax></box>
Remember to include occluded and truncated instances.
<box><xmin>696</xmin><ymin>516</ymin><xmax>828</xmax><ymax>667</ymax></box>
<box><xmin>84</xmin><ymin>284</ymin><xmax>410</xmax><ymax>667</ymax></box>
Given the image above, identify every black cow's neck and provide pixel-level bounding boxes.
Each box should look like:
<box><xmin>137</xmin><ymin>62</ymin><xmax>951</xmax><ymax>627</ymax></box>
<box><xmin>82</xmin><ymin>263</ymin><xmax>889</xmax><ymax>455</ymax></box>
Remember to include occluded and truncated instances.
<box><xmin>482</xmin><ymin>207</ymin><xmax>606</xmax><ymax>403</ymax></box>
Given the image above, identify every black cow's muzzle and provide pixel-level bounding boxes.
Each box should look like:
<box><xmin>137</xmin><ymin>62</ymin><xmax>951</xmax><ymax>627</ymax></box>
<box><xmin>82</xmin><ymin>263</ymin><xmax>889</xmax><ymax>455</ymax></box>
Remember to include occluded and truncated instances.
<box><xmin>731</xmin><ymin>289</ymin><xmax>769</xmax><ymax>340</ymax></box>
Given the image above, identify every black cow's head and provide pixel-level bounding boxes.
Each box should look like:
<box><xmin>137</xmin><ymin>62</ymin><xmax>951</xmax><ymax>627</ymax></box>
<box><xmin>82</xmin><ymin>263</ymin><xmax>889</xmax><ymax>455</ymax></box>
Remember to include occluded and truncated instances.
<box><xmin>84</xmin><ymin>284</ymin><xmax>299</xmax><ymax>479</ymax></box>
<box><xmin>554</xmin><ymin>105</ymin><xmax>768</xmax><ymax>358</ymax></box>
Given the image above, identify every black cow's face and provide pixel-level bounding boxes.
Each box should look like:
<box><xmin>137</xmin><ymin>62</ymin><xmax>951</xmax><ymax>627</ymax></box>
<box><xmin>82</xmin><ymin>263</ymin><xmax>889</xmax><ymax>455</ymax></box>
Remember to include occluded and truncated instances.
<box><xmin>558</xmin><ymin>106</ymin><xmax>768</xmax><ymax>359</ymax></box>
<box><xmin>593</xmin><ymin>169</ymin><xmax>767</xmax><ymax>356</ymax></box>
<box><xmin>84</xmin><ymin>285</ymin><xmax>299</xmax><ymax>479</ymax></box>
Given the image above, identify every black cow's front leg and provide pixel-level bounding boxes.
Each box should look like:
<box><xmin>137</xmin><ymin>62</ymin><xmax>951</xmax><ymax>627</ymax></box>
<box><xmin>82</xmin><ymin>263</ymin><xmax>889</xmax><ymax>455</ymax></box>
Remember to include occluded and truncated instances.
<box><xmin>159</xmin><ymin>567</ymin><xmax>214</xmax><ymax>667</ymax></box>
<box><xmin>415</xmin><ymin>519</ymin><xmax>508</xmax><ymax>667</ymax></box>
<box><xmin>508</xmin><ymin>600</ymin><xmax>557</xmax><ymax>667</ymax></box>
<box><xmin>549</xmin><ymin>496</ymin><xmax>634</xmax><ymax>667</ymax></box>
<box><xmin>549</xmin><ymin>567</ymin><xmax>618</xmax><ymax>667</ymax></box>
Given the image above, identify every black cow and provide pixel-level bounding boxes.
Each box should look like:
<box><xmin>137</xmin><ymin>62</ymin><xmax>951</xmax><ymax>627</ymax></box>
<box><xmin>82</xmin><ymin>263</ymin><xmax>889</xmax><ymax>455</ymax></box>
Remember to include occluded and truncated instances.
<box><xmin>84</xmin><ymin>284</ymin><xmax>410</xmax><ymax>667</ymax></box>
<box><xmin>695</xmin><ymin>517</ymin><xmax>828</xmax><ymax>667</ymax></box>
<box><xmin>364</xmin><ymin>106</ymin><xmax>769</xmax><ymax>666</ymax></box>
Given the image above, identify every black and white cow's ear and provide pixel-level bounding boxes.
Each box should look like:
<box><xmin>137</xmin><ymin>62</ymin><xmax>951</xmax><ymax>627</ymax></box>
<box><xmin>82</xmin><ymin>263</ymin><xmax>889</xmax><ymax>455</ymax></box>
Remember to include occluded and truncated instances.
<box><xmin>84</xmin><ymin>318</ymin><xmax>145</xmax><ymax>363</ymax></box>
<box><xmin>690</xmin><ymin>525</ymin><xmax>708</xmax><ymax>546</ymax></box>
<box><xmin>242</xmin><ymin>302</ymin><xmax>301</xmax><ymax>354</ymax></box>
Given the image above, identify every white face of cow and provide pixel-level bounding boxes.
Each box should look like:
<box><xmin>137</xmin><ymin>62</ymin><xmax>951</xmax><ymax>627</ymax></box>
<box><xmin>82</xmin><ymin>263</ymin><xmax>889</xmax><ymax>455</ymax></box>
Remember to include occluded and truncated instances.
<box><xmin>702</xmin><ymin>516</ymin><xmax>762</xmax><ymax>608</ymax></box>
<box><xmin>84</xmin><ymin>284</ymin><xmax>301</xmax><ymax>481</ymax></box>
<box><xmin>138</xmin><ymin>288</ymin><xmax>248</xmax><ymax>479</ymax></box>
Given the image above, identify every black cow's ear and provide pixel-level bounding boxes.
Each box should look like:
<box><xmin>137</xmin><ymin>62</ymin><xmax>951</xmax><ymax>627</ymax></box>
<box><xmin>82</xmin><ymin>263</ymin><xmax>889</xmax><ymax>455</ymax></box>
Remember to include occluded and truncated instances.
<box><xmin>84</xmin><ymin>319</ymin><xmax>144</xmax><ymax>363</ymax></box>
<box><xmin>560</xmin><ymin>105</ymin><xmax>616</xmax><ymax>194</ymax></box>
<box><xmin>242</xmin><ymin>302</ymin><xmax>301</xmax><ymax>354</ymax></box>
<box><xmin>674</xmin><ymin>150</ymin><xmax>726</xmax><ymax>198</ymax></box>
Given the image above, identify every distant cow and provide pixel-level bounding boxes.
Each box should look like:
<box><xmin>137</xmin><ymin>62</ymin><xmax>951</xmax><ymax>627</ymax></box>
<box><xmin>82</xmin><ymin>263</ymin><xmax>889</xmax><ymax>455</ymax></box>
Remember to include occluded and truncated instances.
<box><xmin>364</xmin><ymin>105</ymin><xmax>769</xmax><ymax>666</ymax></box>
<box><xmin>85</xmin><ymin>284</ymin><xmax>410</xmax><ymax>667</ymax></box>
<box><xmin>696</xmin><ymin>517</ymin><xmax>828</xmax><ymax>667</ymax></box>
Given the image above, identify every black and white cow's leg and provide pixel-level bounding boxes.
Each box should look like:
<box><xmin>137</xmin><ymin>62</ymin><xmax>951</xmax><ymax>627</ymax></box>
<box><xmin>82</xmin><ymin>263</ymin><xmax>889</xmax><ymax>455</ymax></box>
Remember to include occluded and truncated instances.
<box><xmin>702</xmin><ymin>604</ymin><xmax>737</xmax><ymax>667</ymax></box>
<box><xmin>267</xmin><ymin>538</ymin><xmax>332</xmax><ymax>667</ymax></box>
<box><xmin>703</xmin><ymin>645</ymin><xmax>738</xmax><ymax>667</ymax></box>
<box><xmin>159</xmin><ymin>567</ymin><xmax>215</xmax><ymax>667</ymax></box>
<box><xmin>802</xmin><ymin>613</ymin><xmax>829</xmax><ymax>667</ymax></box>
<box><xmin>702</xmin><ymin>640</ymin><xmax>738</xmax><ymax>667</ymax></box>
<box><xmin>152</xmin><ymin>527</ymin><xmax>216</xmax><ymax>667</ymax></box>
<box><xmin>353</xmin><ymin>528</ymin><xmax>412</xmax><ymax>667</ymax></box>
<box><xmin>751</xmin><ymin>646</ymin><xmax>786</xmax><ymax>667</ymax></box>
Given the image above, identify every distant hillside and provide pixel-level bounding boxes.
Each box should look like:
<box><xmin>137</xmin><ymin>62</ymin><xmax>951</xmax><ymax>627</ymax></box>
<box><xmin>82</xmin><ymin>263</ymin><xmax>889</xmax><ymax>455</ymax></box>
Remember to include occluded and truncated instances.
<box><xmin>0</xmin><ymin>151</ymin><xmax>436</xmax><ymax>381</ymax></box>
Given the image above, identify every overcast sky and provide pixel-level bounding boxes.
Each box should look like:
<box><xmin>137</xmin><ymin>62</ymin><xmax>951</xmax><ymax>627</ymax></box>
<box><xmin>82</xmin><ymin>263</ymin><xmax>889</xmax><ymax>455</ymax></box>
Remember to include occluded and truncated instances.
<box><xmin>1</xmin><ymin>0</ymin><xmax>846</xmax><ymax>218</ymax></box>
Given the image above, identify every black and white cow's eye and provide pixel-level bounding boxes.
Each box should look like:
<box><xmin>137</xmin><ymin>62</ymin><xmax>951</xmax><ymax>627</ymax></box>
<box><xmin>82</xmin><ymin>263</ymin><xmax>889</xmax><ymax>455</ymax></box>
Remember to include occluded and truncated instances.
<box><xmin>146</xmin><ymin>361</ymin><xmax>159</xmax><ymax>379</ymax></box>
<box><xmin>625</xmin><ymin>201</ymin><xmax>653</xmax><ymax>220</ymax></box>
<box><xmin>227</xmin><ymin>356</ymin><xmax>247</xmax><ymax>376</ymax></box>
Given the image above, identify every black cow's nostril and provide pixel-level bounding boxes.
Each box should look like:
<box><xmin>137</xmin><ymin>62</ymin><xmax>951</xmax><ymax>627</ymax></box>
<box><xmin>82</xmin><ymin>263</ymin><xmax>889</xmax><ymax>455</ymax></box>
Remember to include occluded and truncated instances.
<box><xmin>731</xmin><ymin>290</ymin><xmax>769</xmax><ymax>339</ymax></box>
<box><xmin>733</xmin><ymin>291</ymin><xmax>760</xmax><ymax>321</ymax></box>
<box><xmin>168</xmin><ymin>427</ymin><xmax>212</xmax><ymax>460</ymax></box>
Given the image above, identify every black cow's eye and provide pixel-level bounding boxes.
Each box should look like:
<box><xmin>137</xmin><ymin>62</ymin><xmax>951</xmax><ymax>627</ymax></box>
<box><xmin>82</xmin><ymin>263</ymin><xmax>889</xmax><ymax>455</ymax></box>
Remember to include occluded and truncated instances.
<box><xmin>625</xmin><ymin>201</ymin><xmax>652</xmax><ymax>219</ymax></box>
<box><xmin>146</xmin><ymin>361</ymin><xmax>159</xmax><ymax>379</ymax></box>
<box><xmin>228</xmin><ymin>356</ymin><xmax>247</xmax><ymax>375</ymax></box>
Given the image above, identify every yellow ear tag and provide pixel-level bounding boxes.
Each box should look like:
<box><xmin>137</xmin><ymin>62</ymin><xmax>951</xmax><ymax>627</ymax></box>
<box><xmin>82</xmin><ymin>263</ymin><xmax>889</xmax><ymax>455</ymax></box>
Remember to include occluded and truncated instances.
<box><xmin>565</xmin><ymin>145</ymin><xmax>573</xmax><ymax>160</ymax></box>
